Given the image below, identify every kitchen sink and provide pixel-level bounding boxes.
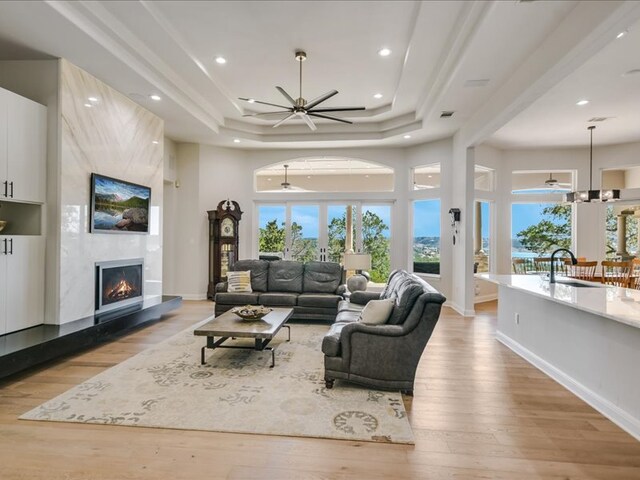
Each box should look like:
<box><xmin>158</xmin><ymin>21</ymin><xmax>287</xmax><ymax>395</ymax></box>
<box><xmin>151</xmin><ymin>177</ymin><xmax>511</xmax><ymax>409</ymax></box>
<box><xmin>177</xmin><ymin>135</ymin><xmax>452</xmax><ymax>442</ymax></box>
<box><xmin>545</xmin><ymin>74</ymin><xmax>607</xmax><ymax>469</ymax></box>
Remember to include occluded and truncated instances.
<box><xmin>553</xmin><ymin>280</ymin><xmax>602</xmax><ymax>288</ymax></box>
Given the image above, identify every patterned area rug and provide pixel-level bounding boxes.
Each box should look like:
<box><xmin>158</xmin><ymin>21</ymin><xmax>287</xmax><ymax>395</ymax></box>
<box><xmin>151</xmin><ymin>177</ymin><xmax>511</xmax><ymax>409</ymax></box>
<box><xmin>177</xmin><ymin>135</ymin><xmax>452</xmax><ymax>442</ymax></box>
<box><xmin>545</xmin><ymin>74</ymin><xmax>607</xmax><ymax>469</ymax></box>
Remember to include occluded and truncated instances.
<box><xmin>21</xmin><ymin>319</ymin><xmax>414</xmax><ymax>444</ymax></box>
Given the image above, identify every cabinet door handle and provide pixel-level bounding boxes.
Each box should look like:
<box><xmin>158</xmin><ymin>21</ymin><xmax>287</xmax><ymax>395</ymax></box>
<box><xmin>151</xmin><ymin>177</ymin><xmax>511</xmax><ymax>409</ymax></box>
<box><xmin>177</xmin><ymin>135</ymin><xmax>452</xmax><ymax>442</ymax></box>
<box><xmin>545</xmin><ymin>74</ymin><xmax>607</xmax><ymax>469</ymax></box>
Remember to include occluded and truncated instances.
<box><xmin>9</xmin><ymin>181</ymin><xmax>13</xmax><ymax>198</ymax></box>
<box><xmin>2</xmin><ymin>239</ymin><xmax>6</xmax><ymax>255</ymax></box>
<box><xmin>9</xmin><ymin>238</ymin><xmax>13</xmax><ymax>255</ymax></box>
<box><xmin>2</xmin><ymin>181</ymin><xmax>6</xmax><ymax>198</ymax></box>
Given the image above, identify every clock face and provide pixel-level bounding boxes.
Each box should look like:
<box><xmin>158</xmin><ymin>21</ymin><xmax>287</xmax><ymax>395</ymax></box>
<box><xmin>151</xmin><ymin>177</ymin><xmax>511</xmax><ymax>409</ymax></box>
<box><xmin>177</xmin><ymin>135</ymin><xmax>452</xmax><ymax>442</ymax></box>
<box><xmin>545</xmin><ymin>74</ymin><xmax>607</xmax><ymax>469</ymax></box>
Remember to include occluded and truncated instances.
<box><xmin>221</xmin><ymin>217</ymin><xmax>235</xmax><ymax>237</ymax></box>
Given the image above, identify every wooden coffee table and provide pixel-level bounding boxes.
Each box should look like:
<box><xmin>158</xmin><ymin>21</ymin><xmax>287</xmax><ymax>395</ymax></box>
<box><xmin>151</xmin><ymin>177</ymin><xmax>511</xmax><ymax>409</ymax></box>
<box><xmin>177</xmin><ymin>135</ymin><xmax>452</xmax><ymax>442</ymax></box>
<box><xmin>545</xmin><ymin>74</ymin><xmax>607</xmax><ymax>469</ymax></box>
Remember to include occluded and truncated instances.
<box><xmin>194</xmin><ymin>307</ymin><xmax>293</xmax><ymax>367</ymax></box>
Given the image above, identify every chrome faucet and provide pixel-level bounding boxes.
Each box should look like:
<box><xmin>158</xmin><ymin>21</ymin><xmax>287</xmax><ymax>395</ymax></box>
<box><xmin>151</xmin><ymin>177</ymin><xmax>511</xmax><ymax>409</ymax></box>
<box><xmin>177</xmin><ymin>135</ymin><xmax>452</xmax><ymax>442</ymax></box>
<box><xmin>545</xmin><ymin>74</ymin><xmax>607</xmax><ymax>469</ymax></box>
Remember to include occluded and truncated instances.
<box><xmin>550</xmin><ymin>248</ymin><xmax>577</xmax><ymax>283</ymax></box>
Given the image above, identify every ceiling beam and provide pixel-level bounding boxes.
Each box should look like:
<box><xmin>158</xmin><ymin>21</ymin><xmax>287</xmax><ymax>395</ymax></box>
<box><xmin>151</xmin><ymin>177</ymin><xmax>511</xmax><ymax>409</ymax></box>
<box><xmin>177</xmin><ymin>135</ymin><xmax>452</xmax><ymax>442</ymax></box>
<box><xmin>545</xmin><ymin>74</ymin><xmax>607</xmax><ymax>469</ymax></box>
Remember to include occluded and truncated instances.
<box><xmin>461</xmin><ymin>0</ymin><xmax>640</xmax><ymax>147</ymax></box>
<box><xmin>45</xmin><ymin>0</ymin><xmax>224</xmax><ymax>133</ymax></box>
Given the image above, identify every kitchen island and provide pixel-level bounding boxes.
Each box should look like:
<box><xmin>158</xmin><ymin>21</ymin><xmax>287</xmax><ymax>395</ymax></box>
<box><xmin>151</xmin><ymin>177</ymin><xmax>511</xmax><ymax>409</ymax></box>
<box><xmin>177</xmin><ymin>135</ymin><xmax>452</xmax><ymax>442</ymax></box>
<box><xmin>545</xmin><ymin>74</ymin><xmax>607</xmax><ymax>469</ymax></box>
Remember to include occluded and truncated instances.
<box><xmin>480</xmin><ymin>274</ymin><xmax>640</xmax><ymax>441</ymax></box>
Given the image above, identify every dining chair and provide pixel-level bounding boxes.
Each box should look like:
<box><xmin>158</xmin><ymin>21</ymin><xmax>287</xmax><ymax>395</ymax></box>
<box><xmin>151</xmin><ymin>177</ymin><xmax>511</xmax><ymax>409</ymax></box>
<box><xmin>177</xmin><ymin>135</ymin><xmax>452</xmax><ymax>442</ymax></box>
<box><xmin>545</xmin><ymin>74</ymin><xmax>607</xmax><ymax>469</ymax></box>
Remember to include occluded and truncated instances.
<box><xmin>534</xmin><ymin>257</ymin><xmax>565</xmax><ymax>274</ymax></box>
<box><xmin>600</xmin><ymin>260</ymin><xmax>632</xmax><ymax>287</ymax></box>
<box><xmin>629</xmin><ymin>258</ymin><xmax>640</xmax><ymax>290</ymax></box>
<box><xmin>512</xmin><ymin>258</ymin><xmax>528</xmax><ymax>275</ymax></box>
<box><xmin>565</xmin><ymin>261</ymin><xmax>598</xmax><ymax>281</ymax></box>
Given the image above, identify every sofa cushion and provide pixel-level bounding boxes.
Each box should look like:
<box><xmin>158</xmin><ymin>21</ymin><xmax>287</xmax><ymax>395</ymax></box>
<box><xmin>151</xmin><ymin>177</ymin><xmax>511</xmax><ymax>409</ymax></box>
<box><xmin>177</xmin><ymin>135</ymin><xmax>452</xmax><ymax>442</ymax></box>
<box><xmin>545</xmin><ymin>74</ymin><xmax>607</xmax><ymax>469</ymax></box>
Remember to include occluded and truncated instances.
<box><xmin>268</xmin><ymin>261</ymin><xmax>304</xmax><ymax>293</ymax></box>
<box><xmin>335</xmin><ymin>310</ymin><xmax>361</xmax><ymax>324</ymax></box>
<box><xmin>338</xmin><ymin>300</ymin><xmax>364</xmax><ymax>314</ymax></box>
<box><xmin>258</xmin><ymin>292</ymin><xmax>298</xmax><ymax>307</ymax></box>
<box><xmin>303</xmin><ymin>261</ymin><xmax>342</xmax><ymax>293</ymax></box>
<box><xmin>359</xmin><ymin>298</ymin><xmax>394</xmax><ymax>325</ymax></box>
<box><xmin>321</xmin><ymin>322</ymin><xmax>350</xmax><ymax>357</ymax></box>
<box><xmin>385</xmin><ymin>273</ymin><xmax>426</xmax><ymax>326</ymax></box>
<box><xmin>232</xmin><ymin>259</ymin><xmax>269</xmax><ymax>292</ymax></box>
<box><xmin>297</xmin><ymin>293</ymin><xmax>342</xmax><ymax>309</ymax></box>
<box><xmin>215</xmin><ymin>292</ymin><xmax>260</xmax><ymax>305</ymax></box>
<box><xmin>227</xmin><ymin>271</ymin><xmax>252</xmax><ymax>292</ymax></box>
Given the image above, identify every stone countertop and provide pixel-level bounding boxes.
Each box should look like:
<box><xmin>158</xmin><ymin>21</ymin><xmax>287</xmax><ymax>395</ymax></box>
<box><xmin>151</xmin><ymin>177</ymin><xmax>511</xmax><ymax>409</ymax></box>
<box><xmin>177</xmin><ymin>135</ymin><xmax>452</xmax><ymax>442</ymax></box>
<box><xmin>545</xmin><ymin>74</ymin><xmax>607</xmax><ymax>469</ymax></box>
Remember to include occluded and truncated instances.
<box><xmin>479</xmin><ymin>274</ymin><xmax>640</xmax><ymax>330</ymax></box>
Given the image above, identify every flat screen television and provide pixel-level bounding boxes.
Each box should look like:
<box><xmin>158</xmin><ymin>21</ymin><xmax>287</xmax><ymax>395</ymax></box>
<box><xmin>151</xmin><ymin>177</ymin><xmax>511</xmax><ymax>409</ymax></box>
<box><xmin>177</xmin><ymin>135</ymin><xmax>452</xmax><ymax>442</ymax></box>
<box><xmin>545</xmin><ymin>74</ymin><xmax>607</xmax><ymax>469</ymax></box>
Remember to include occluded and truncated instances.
<box><xmin>90</xmin><ymin>173</ymin><xmax>151</xmax><ymax>234</ymax></box>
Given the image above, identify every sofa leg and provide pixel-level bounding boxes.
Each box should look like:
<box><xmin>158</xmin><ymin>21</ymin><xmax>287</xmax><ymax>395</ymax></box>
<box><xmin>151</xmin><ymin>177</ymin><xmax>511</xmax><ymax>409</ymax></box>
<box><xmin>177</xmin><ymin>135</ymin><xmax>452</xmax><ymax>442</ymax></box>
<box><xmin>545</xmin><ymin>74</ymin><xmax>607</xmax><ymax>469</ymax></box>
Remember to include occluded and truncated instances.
<box><xmin>401</xmin><ymin>389</ymin><xmax>413</xmax><ymax>397</ymax></box>
<box><xmin>325</xmin><ymin>378</ymin><xmax>335</xmax><ymax>389</ymax></box>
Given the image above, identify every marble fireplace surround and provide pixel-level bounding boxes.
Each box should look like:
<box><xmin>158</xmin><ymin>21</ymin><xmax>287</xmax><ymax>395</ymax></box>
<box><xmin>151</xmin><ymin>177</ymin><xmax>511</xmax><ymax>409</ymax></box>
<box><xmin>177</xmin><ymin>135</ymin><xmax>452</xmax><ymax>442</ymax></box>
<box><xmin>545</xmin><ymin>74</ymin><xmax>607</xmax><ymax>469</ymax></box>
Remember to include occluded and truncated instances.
<box><xmin>58</xmin><ymin>60</ymin><xmax>164</xmax><ymax>324</ymax></box>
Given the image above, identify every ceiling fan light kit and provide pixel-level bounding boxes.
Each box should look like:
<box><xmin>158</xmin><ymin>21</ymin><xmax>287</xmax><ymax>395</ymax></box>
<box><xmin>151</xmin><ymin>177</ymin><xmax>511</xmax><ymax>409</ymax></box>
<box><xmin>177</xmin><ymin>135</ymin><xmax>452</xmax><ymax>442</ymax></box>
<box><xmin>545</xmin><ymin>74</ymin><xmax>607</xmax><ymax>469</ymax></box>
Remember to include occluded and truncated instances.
<box><xmin>239</xmin><ymin>50</ymin><xmax>365</xmax><ymax>131</ymax></box>
<box><xmin>565</xmin><ymin>126</ymin><xmax>620</xmax><ymax>203</ymax></box>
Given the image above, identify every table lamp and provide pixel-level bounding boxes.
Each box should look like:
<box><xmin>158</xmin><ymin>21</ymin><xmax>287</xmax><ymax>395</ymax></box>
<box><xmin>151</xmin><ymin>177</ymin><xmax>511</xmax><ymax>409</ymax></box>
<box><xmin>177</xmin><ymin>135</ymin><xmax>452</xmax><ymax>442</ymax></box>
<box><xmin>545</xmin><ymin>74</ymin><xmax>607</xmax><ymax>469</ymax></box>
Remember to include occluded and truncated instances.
<box><xmin>343</xmin><ymin>253</ymin><xmax>372</xmax><ymax>293</ymax></box>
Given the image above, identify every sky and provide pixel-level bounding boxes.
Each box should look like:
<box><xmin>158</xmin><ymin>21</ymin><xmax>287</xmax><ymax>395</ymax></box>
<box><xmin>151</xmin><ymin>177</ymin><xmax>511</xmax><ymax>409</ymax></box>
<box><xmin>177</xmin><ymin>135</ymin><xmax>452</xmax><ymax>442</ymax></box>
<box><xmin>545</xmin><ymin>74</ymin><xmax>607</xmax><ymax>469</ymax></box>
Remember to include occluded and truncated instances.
<box><xmin>95</xmin><ymin>175</ymin><xmax>150</xmax><ymax>200</ymax></box>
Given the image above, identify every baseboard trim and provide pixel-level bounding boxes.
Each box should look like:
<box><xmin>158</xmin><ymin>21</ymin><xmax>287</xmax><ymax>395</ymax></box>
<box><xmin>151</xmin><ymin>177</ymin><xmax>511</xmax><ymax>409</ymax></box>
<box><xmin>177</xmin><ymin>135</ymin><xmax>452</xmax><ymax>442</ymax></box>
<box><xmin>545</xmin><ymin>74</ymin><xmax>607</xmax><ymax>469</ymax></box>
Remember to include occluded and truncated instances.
<box><xmin>474</xmin><ymin>293</ymin><xmax>497</xmax><ymax>304</ymax></box>
<box><xmin>175</xmin><ymin>294</ymin><xmax>208</xmax><ymax>301</ymax></box>
<box><xmin>496</xmin><ymin>331</ymin><xmax>640</xmax><ymax>442</ymax></box>
<box><xmin>447</xmin><ymin>301</ymin><xmax>475</xmax><ymax>317</ymax></box>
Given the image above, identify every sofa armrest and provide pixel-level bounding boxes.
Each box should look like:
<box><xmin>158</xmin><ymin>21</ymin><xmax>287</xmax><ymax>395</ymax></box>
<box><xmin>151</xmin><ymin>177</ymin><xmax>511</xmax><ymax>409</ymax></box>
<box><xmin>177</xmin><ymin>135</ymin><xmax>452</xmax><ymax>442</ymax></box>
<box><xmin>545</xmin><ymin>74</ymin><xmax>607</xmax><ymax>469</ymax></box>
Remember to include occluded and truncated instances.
<box><xmin>215</xmin><ymin>282</ymin><xmax>228</xmax><ymax>293</ymax></box>
<box><xmin>349</xmin><ymin>290</ymin><xmax>381</xmax><ymax>305</ymax></box>
<box><xmin>338</xmin><ymin>322</ymin><xmax>405</xmax><ymax>365</ymax></box>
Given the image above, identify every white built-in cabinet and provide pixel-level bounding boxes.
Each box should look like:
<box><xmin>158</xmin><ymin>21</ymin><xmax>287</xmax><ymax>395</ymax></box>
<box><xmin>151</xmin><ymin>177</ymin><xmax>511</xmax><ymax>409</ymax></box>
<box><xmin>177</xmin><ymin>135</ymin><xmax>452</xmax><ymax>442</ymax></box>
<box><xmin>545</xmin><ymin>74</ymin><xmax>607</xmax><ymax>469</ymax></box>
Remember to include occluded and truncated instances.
<box><xmin>0</xmin><ymin>236</ymin><xmax>45</xmax><ymax>334</ymax></box>
<box><xmin>0</xmin><ymin>86</ymin><xmax>47</xmax><ymax>335</ymax></box>
<box><xmin>0</xmin><ymin>87</ymin><xmax>46</xmax><ymax>204</ymax></box>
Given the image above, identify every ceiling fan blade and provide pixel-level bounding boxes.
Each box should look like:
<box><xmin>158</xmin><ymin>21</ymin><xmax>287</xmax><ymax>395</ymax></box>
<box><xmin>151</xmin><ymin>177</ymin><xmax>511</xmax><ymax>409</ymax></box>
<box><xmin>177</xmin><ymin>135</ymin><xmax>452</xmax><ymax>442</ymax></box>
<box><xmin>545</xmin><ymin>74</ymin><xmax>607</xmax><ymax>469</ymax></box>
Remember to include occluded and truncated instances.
<box><xmin>301</xmin><ymin>114</ymin><xmax>317</xmax><ymax>131</ymax></box>
<box><xmin>308</xmin><ymin>106</ymin><xmax>365</xmax><ymax>113</ymax></box>
<box><xmin>307</xmin><ymin>112</ymin><xmax>353</xmax><ymax>124</ymax></box>
<box><xmin>242</xmin><ymin>110</ymin><xmax>291</xmax><ymax>117</ymax></box>
<box><xmin>239</xmin><ymin>97</ymin><xmax>290</xmax><ymax>109</ymax></box>
<box><xmin>276</xmin><ymin>87</ymin><xmax>297</xmax><ymax>106</ymax></box>
<box><xmin>273</xmin><ymin>113</ymin><xmax>296</xmax><ymax>128</ymax></box>
<box><xmin>304</xmin><ymin>90</ymin><xmax>338</xmax><ymax>110</ymax></box>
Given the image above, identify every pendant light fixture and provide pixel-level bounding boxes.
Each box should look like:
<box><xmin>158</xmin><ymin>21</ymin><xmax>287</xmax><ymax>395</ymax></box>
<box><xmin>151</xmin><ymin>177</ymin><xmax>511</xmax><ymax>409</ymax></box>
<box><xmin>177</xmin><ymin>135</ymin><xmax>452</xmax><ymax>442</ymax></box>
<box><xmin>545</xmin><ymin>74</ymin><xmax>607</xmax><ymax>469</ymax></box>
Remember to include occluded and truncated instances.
<box><xmin>564</xmin><ymin>126</ymin><xmax>620</xmax><ymax>203</ymax></box>
<box><xmin>281</xmin><ymin>164</ymin><xmax>291</xmax><ymax>190</ymax></box>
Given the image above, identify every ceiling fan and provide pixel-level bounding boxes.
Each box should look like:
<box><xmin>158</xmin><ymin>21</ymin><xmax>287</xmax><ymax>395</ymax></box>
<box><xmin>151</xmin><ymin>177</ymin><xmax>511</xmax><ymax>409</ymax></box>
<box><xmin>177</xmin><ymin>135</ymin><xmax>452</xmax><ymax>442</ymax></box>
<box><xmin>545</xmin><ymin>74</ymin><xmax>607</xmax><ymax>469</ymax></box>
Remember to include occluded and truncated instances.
<box><xmin>542</xmin><ymin>172</ymin><xmax>571</xmax><ymax>189</ymax></box>
<box><xmin>239</xmin><ymin>50</ymin><xmax>365</xmax><ymax>131</ymax></box>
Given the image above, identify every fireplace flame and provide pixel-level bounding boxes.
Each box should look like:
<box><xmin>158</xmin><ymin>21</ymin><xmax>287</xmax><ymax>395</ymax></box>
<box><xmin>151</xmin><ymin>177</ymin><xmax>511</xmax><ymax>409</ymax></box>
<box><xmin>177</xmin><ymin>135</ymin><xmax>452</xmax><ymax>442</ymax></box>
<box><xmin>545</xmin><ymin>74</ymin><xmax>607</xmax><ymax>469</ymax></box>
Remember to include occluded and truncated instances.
<box><xmin>106</xmin><ymin>278</ymin><xmax>136</xmax><ymax>300</ymax></box>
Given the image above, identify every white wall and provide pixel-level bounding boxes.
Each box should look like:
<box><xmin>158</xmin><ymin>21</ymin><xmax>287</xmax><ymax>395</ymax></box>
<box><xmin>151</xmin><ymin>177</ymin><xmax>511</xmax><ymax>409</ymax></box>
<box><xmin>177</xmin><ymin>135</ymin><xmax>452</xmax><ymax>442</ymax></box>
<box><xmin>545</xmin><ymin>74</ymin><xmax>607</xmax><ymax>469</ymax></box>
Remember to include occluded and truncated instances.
<box><xmin>163</xmin><ymin>137</ymin><xmax>178</xmax><ymax>295</ymax></box>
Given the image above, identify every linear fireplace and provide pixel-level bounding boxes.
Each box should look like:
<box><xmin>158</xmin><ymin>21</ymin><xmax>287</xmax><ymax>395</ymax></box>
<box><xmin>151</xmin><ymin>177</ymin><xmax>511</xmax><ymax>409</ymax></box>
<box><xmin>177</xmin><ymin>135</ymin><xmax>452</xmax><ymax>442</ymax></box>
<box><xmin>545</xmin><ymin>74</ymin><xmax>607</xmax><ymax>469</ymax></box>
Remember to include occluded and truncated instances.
<box><xmin>95</xmin><ymin>259</ymin><xmax>144</xmax><ymax>314</ymax></box>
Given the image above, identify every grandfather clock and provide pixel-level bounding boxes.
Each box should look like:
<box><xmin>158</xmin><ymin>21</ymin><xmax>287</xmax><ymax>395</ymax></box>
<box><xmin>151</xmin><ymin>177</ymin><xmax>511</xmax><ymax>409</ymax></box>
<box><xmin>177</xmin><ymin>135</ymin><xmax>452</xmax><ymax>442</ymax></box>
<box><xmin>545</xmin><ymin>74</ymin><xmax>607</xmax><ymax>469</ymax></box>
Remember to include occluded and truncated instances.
<box><xmin>207</xmin><ymin>200</ymin><xmax>243</xmax><ymax>299</ymax></box>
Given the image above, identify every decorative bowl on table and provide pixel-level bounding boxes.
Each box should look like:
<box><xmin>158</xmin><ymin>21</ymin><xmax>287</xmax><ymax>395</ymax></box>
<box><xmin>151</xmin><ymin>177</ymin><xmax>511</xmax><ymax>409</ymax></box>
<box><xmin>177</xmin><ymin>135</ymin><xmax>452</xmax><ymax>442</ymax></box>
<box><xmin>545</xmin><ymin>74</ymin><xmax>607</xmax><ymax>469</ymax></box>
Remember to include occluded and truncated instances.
<box><xmin>230</xmin><ymin>305</ymin><xmax>272</xmax><ymax>321</ymax></box>
<box><xmin>0</xmin><ymin>221</ymin><xmax>6</xmax><ymax>233</ymax></box>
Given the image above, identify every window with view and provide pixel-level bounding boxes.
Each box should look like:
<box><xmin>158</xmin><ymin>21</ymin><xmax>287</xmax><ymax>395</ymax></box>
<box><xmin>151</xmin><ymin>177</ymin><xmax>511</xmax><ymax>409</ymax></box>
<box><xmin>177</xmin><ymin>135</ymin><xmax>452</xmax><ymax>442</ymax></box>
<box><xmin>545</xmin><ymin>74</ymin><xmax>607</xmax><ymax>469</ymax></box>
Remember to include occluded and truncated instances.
<box><xmin>606</xmin><ymin>205</ymin><xmax>639</xmax><ymax>259</ymax></box>
<box><xmin>512</xmin><ymin>171</ymin><xmax>573</xmax><ymax>195</ymax></box>
<box><xmin>413</xmin><ymin>199</ymin><xmax>441</xmax><ymax>275</ymax></box>
<box><xmin>474</xmin><ymin>201</ymin><xmax>490</xmax><ymax>273</ymax></box>
<box><xmin>511</xmin><ymin>203</ymin><xmax>572</xmax><ymax>271</ymax></box>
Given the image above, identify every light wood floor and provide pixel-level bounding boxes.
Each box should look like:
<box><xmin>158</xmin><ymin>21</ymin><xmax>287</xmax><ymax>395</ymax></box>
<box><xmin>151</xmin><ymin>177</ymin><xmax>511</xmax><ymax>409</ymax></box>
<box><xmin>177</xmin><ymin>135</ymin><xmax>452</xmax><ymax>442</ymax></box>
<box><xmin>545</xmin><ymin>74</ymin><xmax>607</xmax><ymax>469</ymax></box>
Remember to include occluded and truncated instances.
<box><xmin>1</xmin><ymin>301</ymin><xmax>639</xmax><ymax>480</ymax></box>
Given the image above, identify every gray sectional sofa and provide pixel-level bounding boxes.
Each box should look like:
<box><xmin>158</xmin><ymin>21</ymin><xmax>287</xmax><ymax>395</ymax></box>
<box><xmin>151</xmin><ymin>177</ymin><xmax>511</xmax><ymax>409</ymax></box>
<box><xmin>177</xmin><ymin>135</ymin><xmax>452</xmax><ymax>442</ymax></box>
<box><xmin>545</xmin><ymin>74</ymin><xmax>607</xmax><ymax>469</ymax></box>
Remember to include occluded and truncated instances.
<box><xmin>322</xmin><ymin>269</ymin><xmax>446</xmax><ymax>394</ymax></box>
<box><xmin>215</xmin><ymin>259</ymin><xmax>345</xmax><ymax>322</ymax></box>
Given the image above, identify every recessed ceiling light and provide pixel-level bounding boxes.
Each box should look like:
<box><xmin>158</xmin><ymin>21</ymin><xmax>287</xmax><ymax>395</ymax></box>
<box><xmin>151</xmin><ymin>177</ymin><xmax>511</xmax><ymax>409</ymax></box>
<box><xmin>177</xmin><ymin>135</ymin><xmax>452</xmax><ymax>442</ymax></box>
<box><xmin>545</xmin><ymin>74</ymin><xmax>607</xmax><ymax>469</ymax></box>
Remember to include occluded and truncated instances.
<box><xmin>378</xmin><ymin>48</ymin><xmax>391</xmax><ymax>57</ymax></box>
<box><xmin>150</xmin><ymin>94</ymin><xmax>162</xmax><ymax>101</ymax></box>
<box><xmin>365</xmin><ymin>175</ymin><xmax>370</xmax><ymax>178</ymax></box>
<box><xmin>248</xmin><ymin>98</ymin><xmax>255</xmax><ymax>103</ymax></box>
<box><xmin>152</xmin><ymin>140</ymin><xmax>159</xmax><ymax>145</ymax></box>
<box><xmin>576</xmin><ymin>99</ymin><xmax>589</xmax><ymax>106</ymax></box>
<box><xmin>617</xmin><ymin>31</ymin><xmax>627</xmax><ymax>39</ymax></box>
<box><xmin>403</xmin><ymin>134</ymin><xmax>411</xmax><ymax>139</ymax></box>
<box><xmin>215</xmin><ymin>56</ymin><xmax>227</xmax><ymax>64</ymax></box>
<box><xmin>307</xmin><ymin>175</ymin><xmax>311</xmax><ymax>179</ymax></box>
<box><xmin>84</xmin><ymin>103</ymin><xmax>92</xmax><ymax>108</ymax></box>
<box><xmin>88</xmin><ymin>96</ymin><xmax>99</xmax><ymax>103</ymax></box>
<box><xmin>233</xmin><ymin>138</ymin><xmax>240</xmax><ymax>143</ymax></box>
<box><xmin>373</xmin><ymin>93</ymin><xmax>383</xmax><ymax>99</ymax></box>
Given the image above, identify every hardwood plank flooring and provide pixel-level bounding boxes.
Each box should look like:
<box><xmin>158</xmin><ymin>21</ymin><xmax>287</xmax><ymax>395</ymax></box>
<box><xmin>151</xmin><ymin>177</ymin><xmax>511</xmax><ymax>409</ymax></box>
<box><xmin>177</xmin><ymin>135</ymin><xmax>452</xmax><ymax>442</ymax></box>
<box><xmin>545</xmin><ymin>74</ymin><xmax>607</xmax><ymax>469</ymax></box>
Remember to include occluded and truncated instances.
<box><xmin>0</xmin><ymin>300</ymin><xmax>638</xmax><ymax>479</ymax></box>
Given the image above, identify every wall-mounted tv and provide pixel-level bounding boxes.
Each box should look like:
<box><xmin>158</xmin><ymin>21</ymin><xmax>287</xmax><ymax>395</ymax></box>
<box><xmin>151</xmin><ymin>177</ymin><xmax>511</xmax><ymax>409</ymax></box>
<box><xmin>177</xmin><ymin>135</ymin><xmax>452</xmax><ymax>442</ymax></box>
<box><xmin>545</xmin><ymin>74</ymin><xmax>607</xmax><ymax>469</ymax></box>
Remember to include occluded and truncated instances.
<box><xmin>90</xmin><ymin>173</ymin><xmax>151</xmax><ymax>234</ymax></box>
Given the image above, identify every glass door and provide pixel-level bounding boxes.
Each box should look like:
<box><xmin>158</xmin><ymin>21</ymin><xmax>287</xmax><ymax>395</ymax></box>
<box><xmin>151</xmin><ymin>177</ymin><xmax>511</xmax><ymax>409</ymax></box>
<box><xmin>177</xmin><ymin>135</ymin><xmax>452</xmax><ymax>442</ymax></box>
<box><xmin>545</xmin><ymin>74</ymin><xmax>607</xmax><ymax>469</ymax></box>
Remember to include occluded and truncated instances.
<box><xmin>258</xmin><ymin>205</ymin><xmax>286</xmax><ymax>259</ymax></box>
<box><xmin>361</xmin><ymin>205</ymin><xmax>392</xmax><ymax>283</ymax></box>
<box><xmin>288</xmin><ymin>205</ymin><xmax>320</xmax><ymax>262</ymax></box>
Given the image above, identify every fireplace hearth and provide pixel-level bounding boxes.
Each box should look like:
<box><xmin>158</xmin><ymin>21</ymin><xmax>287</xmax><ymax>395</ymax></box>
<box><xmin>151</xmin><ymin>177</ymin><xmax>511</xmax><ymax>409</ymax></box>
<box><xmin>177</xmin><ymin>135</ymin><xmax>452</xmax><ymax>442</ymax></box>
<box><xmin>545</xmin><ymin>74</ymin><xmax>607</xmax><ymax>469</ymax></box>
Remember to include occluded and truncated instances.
<box><xmin>96</xmin><ymin>259</ymin><xmax>144</xmax><ymax>314</ymax></box>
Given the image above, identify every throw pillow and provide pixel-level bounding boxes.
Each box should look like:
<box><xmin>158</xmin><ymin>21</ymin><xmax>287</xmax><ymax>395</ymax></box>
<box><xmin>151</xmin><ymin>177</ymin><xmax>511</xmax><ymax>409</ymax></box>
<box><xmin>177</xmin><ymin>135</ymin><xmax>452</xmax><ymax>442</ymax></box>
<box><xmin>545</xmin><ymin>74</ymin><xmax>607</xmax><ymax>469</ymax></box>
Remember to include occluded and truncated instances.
<box><xmin>227</xmin><ymin>271</ymin><xmax>252</xmax><ymax>293</ymax></box>
<box><xmin>359</xmin><ymin>298</ymin><xmax>394</xmax><ymax>325</ymax></box>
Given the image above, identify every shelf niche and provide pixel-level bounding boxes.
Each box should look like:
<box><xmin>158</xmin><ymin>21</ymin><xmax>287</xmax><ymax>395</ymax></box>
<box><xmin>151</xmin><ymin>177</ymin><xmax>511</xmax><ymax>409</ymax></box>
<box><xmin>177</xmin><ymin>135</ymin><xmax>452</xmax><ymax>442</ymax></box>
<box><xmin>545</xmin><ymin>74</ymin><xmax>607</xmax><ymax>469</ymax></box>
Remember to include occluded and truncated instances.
<box><xmin>0</xmin><ymin>201</ymin><xmax>43</xmax><ymax>236</ymax></box>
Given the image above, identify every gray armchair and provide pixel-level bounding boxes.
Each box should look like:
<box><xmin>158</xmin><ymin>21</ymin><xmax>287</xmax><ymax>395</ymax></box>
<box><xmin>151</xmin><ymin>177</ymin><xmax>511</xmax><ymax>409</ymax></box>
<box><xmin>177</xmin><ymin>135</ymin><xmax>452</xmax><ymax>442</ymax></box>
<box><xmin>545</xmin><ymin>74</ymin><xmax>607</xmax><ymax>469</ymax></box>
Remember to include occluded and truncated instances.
<box><xmin>322</xmin><ymin>270</ymin><xmax>446</xmax><ymax>395</ymax></box>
